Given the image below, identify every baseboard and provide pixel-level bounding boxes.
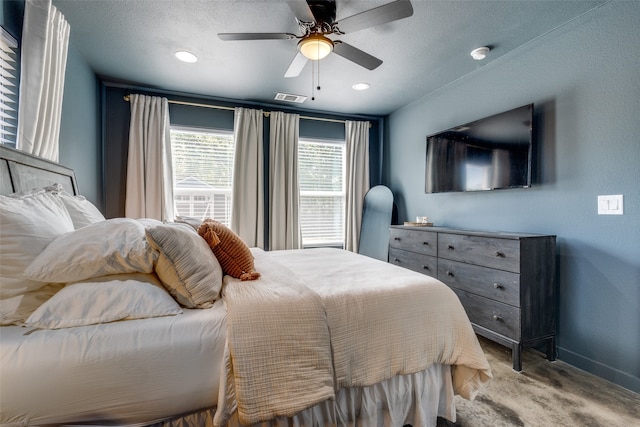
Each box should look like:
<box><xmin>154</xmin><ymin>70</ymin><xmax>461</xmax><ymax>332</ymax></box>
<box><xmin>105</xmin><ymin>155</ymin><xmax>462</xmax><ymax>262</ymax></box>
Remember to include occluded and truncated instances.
<box><xmin>557</xmin><ymin>346</ymin><xmax>640</xmax><ymax>394</ymax></box>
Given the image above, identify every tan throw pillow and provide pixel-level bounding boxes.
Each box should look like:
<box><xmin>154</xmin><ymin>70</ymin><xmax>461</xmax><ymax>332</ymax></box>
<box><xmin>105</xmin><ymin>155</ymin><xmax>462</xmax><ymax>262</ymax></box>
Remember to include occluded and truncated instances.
<box><xmin>197</xmin><ymin>219</ymin><xmax>260</xmax><ymax>281</ymax></box>
<box><xmin>146</xmin><ymin>222</ymin><xmax>223</xmax><ymax>308</ymax></box>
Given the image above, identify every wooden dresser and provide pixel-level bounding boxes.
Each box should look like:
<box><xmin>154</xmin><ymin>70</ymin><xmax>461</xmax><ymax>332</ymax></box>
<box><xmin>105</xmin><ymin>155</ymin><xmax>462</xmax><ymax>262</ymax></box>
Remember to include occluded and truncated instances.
<box><xmin>389</xmin><ymin>225</ymin><xmax>556</xmax><ymax>371</ymax></box>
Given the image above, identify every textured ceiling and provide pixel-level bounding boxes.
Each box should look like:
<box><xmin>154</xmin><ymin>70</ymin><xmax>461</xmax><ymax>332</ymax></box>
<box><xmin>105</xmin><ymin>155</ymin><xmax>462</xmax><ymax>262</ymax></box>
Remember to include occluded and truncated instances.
<box><xmin>53</xmin><ymin>0</ymin><xmax>606</xmax><ymax>116</ymax></box>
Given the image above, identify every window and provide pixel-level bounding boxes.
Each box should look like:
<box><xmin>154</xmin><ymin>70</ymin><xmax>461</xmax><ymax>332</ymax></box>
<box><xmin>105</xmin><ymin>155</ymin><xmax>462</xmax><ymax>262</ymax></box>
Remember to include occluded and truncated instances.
<box><xmin>298</xmin><ymin>138</ymin><xmax>345</xmax><ymax>247</ymax></box>
<box><xmin>0</xmin><ymin>27</ymin><xmax>18</xmax><ymax>147</ymax></box>
<box><xmin>170</xmin><ymin>127</ymin><xmax>234</xmax><ymax>226</ymax></box>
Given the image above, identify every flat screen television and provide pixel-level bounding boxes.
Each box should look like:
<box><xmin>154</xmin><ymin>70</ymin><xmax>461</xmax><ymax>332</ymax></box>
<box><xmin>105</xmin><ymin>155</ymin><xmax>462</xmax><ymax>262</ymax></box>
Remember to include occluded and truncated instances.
<box><xmin>425</xmin><ymin>104</ymin><xmax>533</xmax><ymax>193</ymax></box>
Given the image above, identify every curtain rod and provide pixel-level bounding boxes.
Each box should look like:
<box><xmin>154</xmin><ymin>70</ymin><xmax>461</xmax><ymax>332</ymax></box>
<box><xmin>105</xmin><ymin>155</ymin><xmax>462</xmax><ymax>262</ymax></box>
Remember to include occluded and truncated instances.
<box><xmin>122</xmin><ymin>95</ymin><xmax>366</xmax><ymax>126</ymax></box>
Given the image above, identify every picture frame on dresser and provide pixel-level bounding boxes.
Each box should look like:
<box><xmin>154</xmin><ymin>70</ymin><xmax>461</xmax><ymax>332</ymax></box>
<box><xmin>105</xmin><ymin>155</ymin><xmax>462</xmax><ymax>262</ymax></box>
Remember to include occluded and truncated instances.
<box><xmin>389</xmin><ymin>225</ymin><xmax>556</xmax><ymax>371</ymax></box>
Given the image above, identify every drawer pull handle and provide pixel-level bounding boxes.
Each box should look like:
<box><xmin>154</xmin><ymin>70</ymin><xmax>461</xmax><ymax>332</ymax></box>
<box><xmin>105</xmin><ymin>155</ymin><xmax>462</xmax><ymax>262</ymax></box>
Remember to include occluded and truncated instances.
<box><xmin>493</xmin><ymin>283</ymin><xmax>504</xmax><ymax>290</ymax></box>
<box><xmin>422</xmin><ymin>241</ymin><xmax>429</xmax><ymax>246</ymax></box>
<box><xmin>393</xmin><ymin>258</ymin><xmax>400</xmax><ymax>262</ymax></box>
<box><xmin>446</xmin><ymin>271</ymin><xmax>454</xmax><ymax>277</ymax></box>
<box><xmin>495</xmin><ymin>251</ymin><xmax>505</xmax><ymax>257</ymax></box>
<box><xmin>447</xmin><ymin>245</ymin><xmax>455</xmax><ymax>250</ymax></box>
<box><xmin>394</xmin><ymin>237</ymin><xmax>401</xmax><ymax>241</ymax></box>
<box><xmin>493</xmin><ymin>315</ymin><xmax>502</xmax><ymax>322</ymax></box>
<box><xmin>422</xmin><ymin>265</ymin><xmax>429</xmax><ymax>270</ymax></box>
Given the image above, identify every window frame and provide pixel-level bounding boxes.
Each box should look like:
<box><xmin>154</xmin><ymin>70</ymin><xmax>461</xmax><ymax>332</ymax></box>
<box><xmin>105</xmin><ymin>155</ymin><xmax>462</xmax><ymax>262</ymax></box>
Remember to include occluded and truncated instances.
<box><xmin>298</xmin><ymin>136</ymin><xmax>346</xmax><ymax>248</ymax></box>
<box><xmin>169</xmin><ymin>125</ymin><xmax>235</xmax><ymax>226</ymax></box>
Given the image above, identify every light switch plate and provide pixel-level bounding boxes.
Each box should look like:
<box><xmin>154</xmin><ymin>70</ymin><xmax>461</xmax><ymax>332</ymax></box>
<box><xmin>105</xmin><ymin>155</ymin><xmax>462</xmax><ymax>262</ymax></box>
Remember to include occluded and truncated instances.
<box><xmin>598</xmin><ymin>195</ymin><xmax>624</xmax><ymax>215</ymax></box>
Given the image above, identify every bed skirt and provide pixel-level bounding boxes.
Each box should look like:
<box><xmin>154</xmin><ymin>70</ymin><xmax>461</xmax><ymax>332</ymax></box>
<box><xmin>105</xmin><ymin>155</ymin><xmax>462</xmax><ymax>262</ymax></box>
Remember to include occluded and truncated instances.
<box><xmin>151</xmin><ymin>364</ymin><xmax>455</xmax><ymax>427</ymax></box>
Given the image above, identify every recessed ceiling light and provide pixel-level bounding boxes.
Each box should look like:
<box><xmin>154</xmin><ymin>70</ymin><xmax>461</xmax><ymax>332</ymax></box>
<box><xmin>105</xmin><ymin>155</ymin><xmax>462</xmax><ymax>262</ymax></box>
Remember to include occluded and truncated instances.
<box><xmin>175</xmin><ymin>51</ymin><xmax>198</xmax><ymax>63</ymax></box>
<box><xmin>470</xmin><ymin>47</ymin><xmax>490</xmax><ymax>61</ymax></box>
<box><xmin>352</xmin><ymin>82</ymin><xmax>370</xmax><ymax>91</ymax></box>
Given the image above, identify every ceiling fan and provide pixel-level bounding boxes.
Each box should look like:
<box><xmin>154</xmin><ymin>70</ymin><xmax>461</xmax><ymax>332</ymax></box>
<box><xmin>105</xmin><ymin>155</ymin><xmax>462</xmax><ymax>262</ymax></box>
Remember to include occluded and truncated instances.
<box><xmin>218</xmin><ymin>0</ymin><xmax>414</xmax><ymax>78</ymax></box>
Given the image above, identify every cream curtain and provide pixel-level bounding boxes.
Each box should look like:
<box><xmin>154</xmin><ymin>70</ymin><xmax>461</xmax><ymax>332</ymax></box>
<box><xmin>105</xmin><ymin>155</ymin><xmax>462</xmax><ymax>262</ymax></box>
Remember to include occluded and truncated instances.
<box><xmin>16</xmin><ymin>0</ymin><xmax>69</xmax><ymax>162</ymax></box>
<box><xmin>231</xmin><ymin>107</ymin><xmax>264</xmax><ymax>248</ymax></box>
<box><xmin>344</xmin><ymin>120</ymin><xmax>370</xmax><ymax>253</ymax></box>
<box><xmin>125</xmin><ymin>94</ymin><xmax>174</xmax><ymax>221</ymax></box>
<box><xmin>269</xmin><ymin>111</ymin><xmax>301</xmax><ymax>250</ymax></box>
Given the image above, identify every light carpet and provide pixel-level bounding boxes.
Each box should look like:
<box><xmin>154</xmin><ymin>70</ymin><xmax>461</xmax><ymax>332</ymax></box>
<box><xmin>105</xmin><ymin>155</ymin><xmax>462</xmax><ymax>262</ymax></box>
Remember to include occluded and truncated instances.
<box><xmin>437</xmin><ymin>336</ymin><xmax>640</xmax><ymax>426</ymax></box>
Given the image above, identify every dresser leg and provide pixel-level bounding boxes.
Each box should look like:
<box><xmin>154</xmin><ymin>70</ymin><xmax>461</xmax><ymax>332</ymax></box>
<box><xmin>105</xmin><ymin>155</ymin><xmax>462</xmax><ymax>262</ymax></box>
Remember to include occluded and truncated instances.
<box><xmin>512</xmin><ymin>343</ymin><xmax>523</xmax><ymax>371</ymax></box>
<box><xmin>546</xmin><ymin>336</ymin><xmax>556</xmax><ymax>362</ymax></box>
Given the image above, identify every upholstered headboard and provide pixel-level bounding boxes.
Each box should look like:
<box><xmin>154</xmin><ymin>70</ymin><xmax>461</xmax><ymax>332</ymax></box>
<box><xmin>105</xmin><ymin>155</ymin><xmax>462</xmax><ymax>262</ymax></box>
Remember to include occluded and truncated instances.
<box><xmin>0</xmin><ymin>145</ymin><xmax>79</xmax><ymax>196</ymax></box>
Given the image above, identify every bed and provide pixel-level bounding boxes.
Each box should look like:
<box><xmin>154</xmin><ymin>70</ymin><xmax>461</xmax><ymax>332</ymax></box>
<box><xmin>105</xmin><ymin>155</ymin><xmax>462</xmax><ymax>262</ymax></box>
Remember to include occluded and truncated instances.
<box><xmin>0</xmin><ymin>145</ymin><xmax>491</xmax><ymax>427</ymax></box>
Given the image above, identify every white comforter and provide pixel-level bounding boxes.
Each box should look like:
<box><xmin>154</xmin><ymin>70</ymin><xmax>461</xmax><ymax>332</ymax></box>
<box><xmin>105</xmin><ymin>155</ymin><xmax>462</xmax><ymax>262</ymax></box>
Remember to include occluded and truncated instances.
<box><xmin>216</xmin><ymin>248</ymin><xmax>492</xmax><ymax>426</ymax></box>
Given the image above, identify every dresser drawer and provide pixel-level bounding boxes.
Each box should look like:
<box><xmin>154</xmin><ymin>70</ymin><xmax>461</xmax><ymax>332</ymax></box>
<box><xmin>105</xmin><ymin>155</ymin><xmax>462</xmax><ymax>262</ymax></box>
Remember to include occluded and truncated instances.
<box><xmin>389</xmin><ymin>248</ymin><xmax>437</xmax><ymax>278</ymax></box>
<box><xmin>438</xmin><ymin>259</ymin><xmax>520</xmax><ymax>307</ymax></box>
<box><xmin>390</xmin><ymin>226</ymin><xmax>556</xmax><ymax>371</ymax></box>
<box><xmin>389</xmin><ymin>228</ymin><xmax>437</xmax><ymax>257</ymax></box>
<box><xmin>452</xmin><ymin>289</ymin><xmax>521</xmax><ymax>340</ymax></box>
<box><xmin>438</xmin><ymin>233</ymin><xmax>520</xmax><ymax>273</ymax></box>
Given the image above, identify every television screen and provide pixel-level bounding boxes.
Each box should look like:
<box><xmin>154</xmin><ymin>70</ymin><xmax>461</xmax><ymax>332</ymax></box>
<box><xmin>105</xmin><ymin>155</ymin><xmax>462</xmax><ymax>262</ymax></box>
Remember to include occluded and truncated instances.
<box><xmin>425</xmin><ymin>104</ymin><xmax>533</xmax><ymax>193</ymax></box>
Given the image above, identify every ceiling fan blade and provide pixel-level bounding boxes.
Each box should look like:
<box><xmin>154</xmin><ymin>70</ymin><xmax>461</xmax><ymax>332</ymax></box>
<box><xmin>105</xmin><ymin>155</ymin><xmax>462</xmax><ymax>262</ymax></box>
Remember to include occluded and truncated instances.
<box><xmin>218</xmin><ymin>33</ymin><xmax>297</xmax><ymax>41</ymax></box>
<box><xmin>284</xmin><ymin>52</ymin><xmax>309</xmax><ymax>78</ymax></box>
<box><xmin>287</xmin><ymin>0</ymin><xmax>316</xmax><ymax>23</ymax></box>
<box><xmin>333</xmin><ymin>42</ymin><xmax>383</xmax><ymax>70</ymax></box>
<box><xmin>336</xmin><ymin>0</ymin><xmax>413</xmax><ymax>34</ymax></box>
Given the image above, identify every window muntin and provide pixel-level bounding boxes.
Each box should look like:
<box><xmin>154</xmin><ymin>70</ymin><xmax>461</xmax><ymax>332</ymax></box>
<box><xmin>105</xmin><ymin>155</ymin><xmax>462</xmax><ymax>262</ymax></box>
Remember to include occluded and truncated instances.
<box><xmin>298</xmin><ymin>138</ymin><xmax>345</xmax><ymax>247</ymax></box>
<box><xmin>170</xmin><ymin>127</ymin><xmax>234</xmax><ymax>226</ymax></box>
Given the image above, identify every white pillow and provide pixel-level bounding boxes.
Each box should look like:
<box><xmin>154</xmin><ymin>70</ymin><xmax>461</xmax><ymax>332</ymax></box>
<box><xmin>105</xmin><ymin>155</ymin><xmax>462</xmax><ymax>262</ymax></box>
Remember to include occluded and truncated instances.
<box><xmin>45</xmin><ymin>183</ymin><xmax>105</xmax><ymax>229</ymax></box>
<box><xmin>0</xmin><ymin>284</ymin><xmax>64</xmax><ymax>326</ymax></box>
<box><xmin>146</xmin><ymin>222</ymin><xmax>223</xmax><ymax>308</ymax></box>
<box><xmin>24</xmin><ymin>218</ymin><xmax>156</xmax><ymax>283</ymax></box>
<box><xmin>24</xmin><ymin>273</ymin><xmax>182</xmax><ymax>329</ymax></box>
<box><xmin>0</xmin><ymin>191</ymin><xmax>74</xmax><ymax>298</ymax></box>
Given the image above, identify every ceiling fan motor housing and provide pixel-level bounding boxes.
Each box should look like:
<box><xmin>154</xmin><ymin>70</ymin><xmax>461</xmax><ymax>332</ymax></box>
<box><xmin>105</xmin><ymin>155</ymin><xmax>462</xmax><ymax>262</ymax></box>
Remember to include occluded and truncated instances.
<box><xmin>307</xmin><ymin>0</ymin><xmax>337</xmax><ymax>25</ymax></box>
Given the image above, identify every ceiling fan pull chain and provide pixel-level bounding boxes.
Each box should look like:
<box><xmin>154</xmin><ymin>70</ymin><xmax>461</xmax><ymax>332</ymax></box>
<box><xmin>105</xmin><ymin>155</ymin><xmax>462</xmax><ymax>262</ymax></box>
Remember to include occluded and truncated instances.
<box><xmin>317</xmin><ymin>57</ymin><xmax>321</xmax><ymax>93</ymax></box>
<box><xmin>311</xmin><ymin>59</ymin><xmax>315</xmax><ymax>101</ymax></box>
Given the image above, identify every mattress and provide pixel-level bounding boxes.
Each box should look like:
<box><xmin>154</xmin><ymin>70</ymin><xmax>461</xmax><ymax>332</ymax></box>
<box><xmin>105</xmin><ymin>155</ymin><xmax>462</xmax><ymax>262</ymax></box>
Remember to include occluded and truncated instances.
<box><xmin>0</xmin><ymin>300</ymin><xmax>227</xmax><ymax>427</ymax></box>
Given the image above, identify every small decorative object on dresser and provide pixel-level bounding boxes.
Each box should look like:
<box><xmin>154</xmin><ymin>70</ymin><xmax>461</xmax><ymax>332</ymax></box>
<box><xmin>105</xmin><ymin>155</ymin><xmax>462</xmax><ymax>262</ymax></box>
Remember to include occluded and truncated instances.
<box><xmin>389</xmin><ymin>225</ymin><xmax>556</xmax><ymax>371</ymax></box>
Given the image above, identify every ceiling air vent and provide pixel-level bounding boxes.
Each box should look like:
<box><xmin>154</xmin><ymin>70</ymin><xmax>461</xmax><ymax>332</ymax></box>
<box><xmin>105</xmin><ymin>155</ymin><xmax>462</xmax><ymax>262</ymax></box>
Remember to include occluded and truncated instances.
<box><xmin>274</xmin><ymin>92</ymin><xmax>307</xmax><ymax>103</ymax></box>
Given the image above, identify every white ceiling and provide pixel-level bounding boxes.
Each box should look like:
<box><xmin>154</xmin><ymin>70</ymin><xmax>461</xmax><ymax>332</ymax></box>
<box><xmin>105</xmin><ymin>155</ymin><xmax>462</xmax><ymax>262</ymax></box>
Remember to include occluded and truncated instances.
<box><xmin>53</xmin><ymin>0</ymin><xmax>606</xmax><ymax>116</ymax></box>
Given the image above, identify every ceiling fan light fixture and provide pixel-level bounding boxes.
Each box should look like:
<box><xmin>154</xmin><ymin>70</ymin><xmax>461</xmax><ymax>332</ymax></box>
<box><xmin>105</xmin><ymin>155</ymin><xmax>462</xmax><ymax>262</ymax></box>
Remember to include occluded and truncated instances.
<box><xmin>299</xmin><ymin>34</ymin><xmax>334</xmax><ymax>61</ymax></box>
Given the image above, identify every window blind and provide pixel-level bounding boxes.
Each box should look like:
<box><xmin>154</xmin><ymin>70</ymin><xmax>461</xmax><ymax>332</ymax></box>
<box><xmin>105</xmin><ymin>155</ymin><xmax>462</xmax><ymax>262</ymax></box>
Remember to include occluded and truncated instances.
<box><xmin>0</xmin><ymin>27</ymin><xmax>18</xmax><ymax>147</ymax></box>
<box><xmin>298</xmin><ymin>139</ymin><xmax>345</xmax><ymax>247</ymax></box>
<box><xmin>170</xmin><ymin>127</ymin><xmax>234</xmax><ymax>225</ymax></box>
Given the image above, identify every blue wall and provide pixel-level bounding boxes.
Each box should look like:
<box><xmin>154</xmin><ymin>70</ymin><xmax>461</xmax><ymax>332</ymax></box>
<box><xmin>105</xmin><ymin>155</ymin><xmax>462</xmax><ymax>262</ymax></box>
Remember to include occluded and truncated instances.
<box><xmin>0</xmin><ymin>1</ymin><xmax>23</xmax><ymax>41</ymax></box>
<box><xmin>58</xmin><ymin>43</ymin><xmax>101</xmax><ymax>209</ymax></box>
<box><xmin>386</xmin><ymin>1</ymin><xmax>639</xmax><ymax>392</ymax></box>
